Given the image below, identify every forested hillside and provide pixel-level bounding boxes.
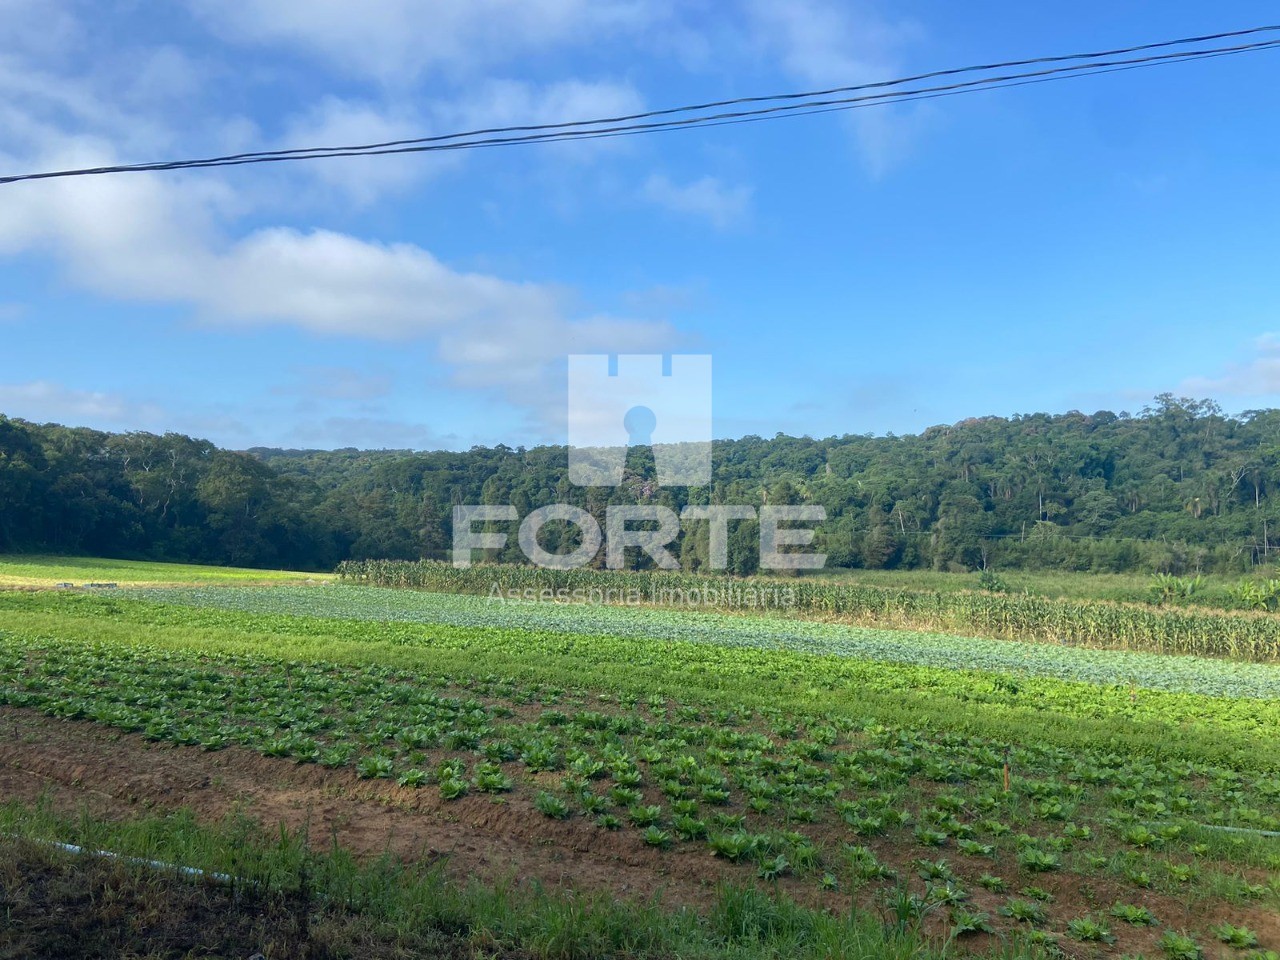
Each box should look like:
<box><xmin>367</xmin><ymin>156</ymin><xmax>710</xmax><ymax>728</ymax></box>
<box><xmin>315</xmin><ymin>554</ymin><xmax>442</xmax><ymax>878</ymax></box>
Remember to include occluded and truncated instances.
<box><xmin>4</xmin><ymin>394</ymin><xmax>1280</xmax><ymax>574</ymax></box>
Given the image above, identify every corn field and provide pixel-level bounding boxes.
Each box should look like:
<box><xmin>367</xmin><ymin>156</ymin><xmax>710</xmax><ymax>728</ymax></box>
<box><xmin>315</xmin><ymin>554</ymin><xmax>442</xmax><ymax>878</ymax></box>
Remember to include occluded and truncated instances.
<box><xmin>336</xmin><ymin>559</ymin><xmax>1280</xmax><ymax>662</ymax></box>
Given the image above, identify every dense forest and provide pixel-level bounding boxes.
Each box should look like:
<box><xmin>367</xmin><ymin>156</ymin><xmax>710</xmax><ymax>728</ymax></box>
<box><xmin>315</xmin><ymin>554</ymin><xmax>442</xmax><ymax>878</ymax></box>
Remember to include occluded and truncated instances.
<box><xmin>3</xmin><ymin>394</ymin><xmax>1280</xmax><ymax>575</ymax></box>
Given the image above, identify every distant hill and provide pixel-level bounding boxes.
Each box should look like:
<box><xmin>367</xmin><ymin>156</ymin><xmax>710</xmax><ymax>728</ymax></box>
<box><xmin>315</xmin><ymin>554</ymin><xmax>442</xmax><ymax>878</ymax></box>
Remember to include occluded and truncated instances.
<box><xmin>4</xmin><ymin>394</ymin><xmax>1279</xmax><ymax>574</ymax></box>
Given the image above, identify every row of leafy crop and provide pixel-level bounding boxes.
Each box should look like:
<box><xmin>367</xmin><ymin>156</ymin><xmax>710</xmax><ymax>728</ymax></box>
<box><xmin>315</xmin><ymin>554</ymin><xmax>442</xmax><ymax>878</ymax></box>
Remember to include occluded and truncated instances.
<box><xmin>1</xmin><ymin>630</ymin><xmax>1276</xmax><ymax>956</ymax></box>
<box><xmin>131</xmin><ymin>586</ymin><xmax>1280</xmax><ymax>701</ymax></box>
<box><xmin>337</xmin><ymin>560</ymin><xmax>1280</xmax><ymax>661</ymax></box>
<box><xmin>4</xmin><ymin>590</ymin><xmax>1278</xmax><ymax>772</ymax></box>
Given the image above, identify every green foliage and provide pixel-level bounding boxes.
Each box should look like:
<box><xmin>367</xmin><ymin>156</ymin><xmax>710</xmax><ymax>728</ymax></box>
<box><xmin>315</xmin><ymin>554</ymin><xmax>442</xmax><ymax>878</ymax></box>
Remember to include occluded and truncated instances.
<box><xmin>1212</xmin><ymin>923</ymin><xmax>1258</xmax><ymax>948</ymax></box>
<box><xmin>1109</xmin><ymin>903</ymin><xmax>1157</xmax><ymax>926</ymax></box>
<box><xmin>395</xmin><ymin>768</ymin><xmax>428</xmax><ymax>787</ymax></box>
<box><xmin>948</xmin><ymin>907</ymin><xmax>993</xmax><ymax>936</ymax></box>
<box><xmin>437</xmin><ymin>776</ymin><xmax>468</xmax><ymax>800</ymax></box>
<box><xmin>11</xmin><ymin>398</ymin><xmax>1280</xmax><ymax>577</ymax></box>
<box><xmin>1229</xmin><ymin>578</ymin><xmax>1280</xmax><ymax>611</ymax></box>
<box><xmin>9</xmin><ymin>587</ymin><xmax>1280</xmax><ymax>778</ymax></box>
<box><xmin>1150</xmin><ymin>573</ymin><xmax>1206</xmax><ymax>604</ymax></box>
<box><xmin>533</xmin><ymin>792</ymin><xmax>570</xmax><ymax>820</ymax></box>
<box><xmin>1000</xmin><ymin>899</ymin><xmax>1046</xmax><ymax>925</ymax></box>
<box><xmin>757</xmin><ymin>855</ymin><xmax>790</xmax><ymax>880</ymax></box>
<box><xmin>355</xmin><ymin>754</ymin><xmax>394</xmax><ymax>780</ymax></box>
<box><xmin>0</xmin><ymin>418</ymin><xmax>336</xmax><ymax>569</ymax></box>
<box><xmin>708</xmin><ymin>832</ymin><xmax>759</xmax><ymax>862</ymax></box>
<box><xmin>1158</xmin><ymin>929</ymin><xmax>1204</xmax><ymax>959</ymax></box>
<box><xmin>642</xmin><ymin>826</ymin><xmax>671</xmax><ymax>849</ymax></box>
<box><xmin>977</xmin><ymin>569</ymin><xmax>1010</xmax><ymax>593</ymax></box>
<box><xmin>628</xmin><ymin>804</ymin><xmax>663</xmax><ymax>827</ymax></box>
<box><xmin>473</xmin><ymin>764</ymin><xmax>513</xmax><ymax>793</ymax></box>
<box><xmin>1016</xmin><ymin>848</ymin><xmax>1061</xmax><ymax>873</ymax></box>
<box><xmin>1066</xmin><ymin>915</ymin><xmax>1115</xmax><ymax>943</ymax></box>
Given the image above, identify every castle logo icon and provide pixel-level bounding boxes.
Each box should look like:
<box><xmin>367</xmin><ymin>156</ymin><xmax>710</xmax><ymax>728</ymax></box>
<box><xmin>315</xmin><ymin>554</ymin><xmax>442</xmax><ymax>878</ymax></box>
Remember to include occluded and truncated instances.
<box><xmin>567</xmin><ymin>354</ymin><xmax>712</xmax><ymax>487</ymax></box>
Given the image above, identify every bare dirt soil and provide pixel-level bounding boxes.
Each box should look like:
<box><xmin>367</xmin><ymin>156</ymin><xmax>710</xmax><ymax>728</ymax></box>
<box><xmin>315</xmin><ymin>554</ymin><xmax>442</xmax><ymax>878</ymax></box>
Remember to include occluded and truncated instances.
<box><xmin>0</xmin><ymin>706</ymin><xmax>745</xmax><ymax>909</ymax></box>
<box><xmin>2</xmin><ymin>706</ymin><xmax>1277</xmax><ymax>959</ymax></box>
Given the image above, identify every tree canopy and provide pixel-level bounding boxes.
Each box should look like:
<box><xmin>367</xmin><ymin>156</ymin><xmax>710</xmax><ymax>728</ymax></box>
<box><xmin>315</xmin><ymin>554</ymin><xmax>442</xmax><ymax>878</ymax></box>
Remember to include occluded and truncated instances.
<box><xmin>4</xmin><ymin>395</ymin><xmax>1279</xmax><ymax>575</ymax></box>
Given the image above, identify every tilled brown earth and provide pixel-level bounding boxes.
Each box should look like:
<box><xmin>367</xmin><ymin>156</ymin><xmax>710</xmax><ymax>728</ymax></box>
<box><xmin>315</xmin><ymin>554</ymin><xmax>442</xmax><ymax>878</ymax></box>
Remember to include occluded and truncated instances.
<box><xmin>2</xmin><ymin>706</ymin><xmax>1278</xmax><ymax>959</ymax></box>
<box><xmin>0</xmin><ymin>707</ymin><xmax>747</xmax><ymax>910</ymax></box>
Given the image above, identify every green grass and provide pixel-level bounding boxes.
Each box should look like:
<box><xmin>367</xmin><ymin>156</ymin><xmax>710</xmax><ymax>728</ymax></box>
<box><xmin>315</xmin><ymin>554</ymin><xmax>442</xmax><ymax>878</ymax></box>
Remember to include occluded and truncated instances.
<box><xmin>4</xmin><ymin>800</ymin><xmax>1030</xmax><ymax>960</ymax></box>
<box><xmin>0</xmin><ymin>554</ymin><xmax>332</xmax><ymax>588</ymax></box>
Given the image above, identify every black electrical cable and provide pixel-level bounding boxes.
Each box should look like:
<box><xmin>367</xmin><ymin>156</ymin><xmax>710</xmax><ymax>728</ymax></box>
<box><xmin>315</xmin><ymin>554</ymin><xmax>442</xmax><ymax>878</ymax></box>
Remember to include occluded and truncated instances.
<box><xmin>3</xmin><ymin>25</ymin><xmax>1277</xmax><ymax>185</ymax></box>
<box><xmin>93</xmin><ymin>38</ymin><xmax>1279</xmax><ymax>170</ymax></box>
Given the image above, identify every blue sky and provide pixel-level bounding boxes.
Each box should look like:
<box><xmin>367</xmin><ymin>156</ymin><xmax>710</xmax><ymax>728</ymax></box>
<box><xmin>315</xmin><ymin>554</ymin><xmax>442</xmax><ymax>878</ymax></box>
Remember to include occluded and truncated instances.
<box><xmin>2</xmin><ymin>1</ymin><xmax>1279</xmax><ymax>451</ymax></box>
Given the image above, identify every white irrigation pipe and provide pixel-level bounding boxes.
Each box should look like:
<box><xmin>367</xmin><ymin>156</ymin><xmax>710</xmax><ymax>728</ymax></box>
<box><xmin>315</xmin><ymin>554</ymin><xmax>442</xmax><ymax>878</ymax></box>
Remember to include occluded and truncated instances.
<box><xmin>1189</xmin><ymin>823</ymin><xmax>1280</xmax><ymax>838</ymax></box>
<box><xmin>5</xmin><ymin>833</ymin><xmax>241</xmax><ymax>884</ymax></box>
<box><xmin>1141</xmin><ymin>821</ymin><xmax>1280</xmax><ymax>839</ymax></box>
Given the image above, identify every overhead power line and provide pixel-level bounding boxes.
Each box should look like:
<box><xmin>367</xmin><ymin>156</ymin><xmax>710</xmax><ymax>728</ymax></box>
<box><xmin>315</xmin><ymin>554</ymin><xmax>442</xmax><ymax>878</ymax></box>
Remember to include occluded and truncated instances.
<box><xmin>3</xmin><ymin>25</ymin><xmax>1279</xmax><ymax>186</ymax></box>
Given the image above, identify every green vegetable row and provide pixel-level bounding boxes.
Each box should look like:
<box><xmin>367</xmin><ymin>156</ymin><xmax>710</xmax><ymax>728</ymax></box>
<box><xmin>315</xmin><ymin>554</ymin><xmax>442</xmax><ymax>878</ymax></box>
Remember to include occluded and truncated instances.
<box><xmin>337</xmin><ymin>560</ymin><xmax>1280</xmax><ymax>661</ymax></box>
<box><xmin>2</xmin><ymin>591</ymin><xmax>1277</xmax><ymax>771</ymax></box>
<box><xmin>129</xmin><ymin>584</ymin><xmax>1280</xmax><ymax>700</ymax></box>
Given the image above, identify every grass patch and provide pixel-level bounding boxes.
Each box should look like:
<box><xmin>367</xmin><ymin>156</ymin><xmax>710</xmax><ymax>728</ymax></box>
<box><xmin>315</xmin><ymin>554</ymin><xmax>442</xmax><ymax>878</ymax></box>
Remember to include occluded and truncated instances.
<box><xmin>0</xmin><ymin>799</ymin><xmax>1047</xmax><ymax>960</ymax></box>
<box><xmin>0</xmin><ymin>553</ymin><xmax>332</xmax><ymax>588</ymax></box>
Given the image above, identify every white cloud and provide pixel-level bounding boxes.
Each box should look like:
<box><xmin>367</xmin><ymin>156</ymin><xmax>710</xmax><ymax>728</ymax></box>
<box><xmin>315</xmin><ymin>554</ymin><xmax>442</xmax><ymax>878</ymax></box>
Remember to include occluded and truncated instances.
<box><xmin>0</xmin><ymin>3</ymin><xmax>213</xmax><ymax>162</ymax></box>
<box><xmin>445</xmin><ymin>78</ymin><xmax>644</xmax><ymax>129</ymax></box>
<box><xmin>1180</xmin><ymin>334</ymin><xmax>1280</xmax><ymax>397</ymax></box>
<box><xmin>242</xmin><ymin>78</ymin><xmax>645</xmax><ymax>206</ymax></box>
<box><xmin>0</xmin><ymin>58</ymin><xmax>173</xmax><ymax>160</ymax></box>
<box><xmin>0</xmin><ymin>380</ymin><xmax>262</xmax><ymax>440</ymax></box>
<box><xmin>436</xmin><ymin>78</ymin><xmax>647</xmax><ymax>166</ymax></box>
<box><xmin>0</xmin><ymin>0</ymin><xmax>83</xmax><ymax>63</ymax></box>
<box><xmin>743</xmin><ymin>0</ymin><xmax>926</xmax><ymax>175</ymax></box>
<box><xmin>207</xmin><ymin>228</ymin><xmax>559</xmax><ymax>339</ymax></box>
<box><xmin>0</xmin><ymin>147</ymin><xmax>675</xmax><ymax>424</ymax></box>
<box><xmin>188</xmin><ymin>0</ymin><xmax>663</xmax><ymax>82</ymax></box>
<box><xmin>0</xmin><ymin>380</ymin><xmax>166</xmax><ymax>427</ymax></box>
<box><xmin>747</xmin><ymin>0</ymin><xmax>895</xmax><ymax>82</ymax></box>
<box><xmin>643</xmin><ymin>173</ymin><xmax>751</xmax><ymax>229</ymax></box>
<box><xmin>276</xmin><ymin>97</ymin><xmax>454</xmax><ymax>204</ymax></box>
<box><xmin>0</xmin><ymin>0</ymin><xmax>702</xmax><ymax>438</ymax></box>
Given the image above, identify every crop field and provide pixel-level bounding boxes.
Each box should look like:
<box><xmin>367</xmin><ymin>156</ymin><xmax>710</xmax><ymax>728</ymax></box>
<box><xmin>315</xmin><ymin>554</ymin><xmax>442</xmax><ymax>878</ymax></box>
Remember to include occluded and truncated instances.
<box><xmin>131</xmin><ymin>585</ymin><xmax>1280</xmax><ymax>699</ymax></box>
<box><xmin>339</xmin><ymin>560</ymin><xmax>1280</xmax><ymax>661</ymax></box>
<box><xmin>1</xmin><ymin>575</ymin><xmax>1278</xmax><ymax>958</ymax></box>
